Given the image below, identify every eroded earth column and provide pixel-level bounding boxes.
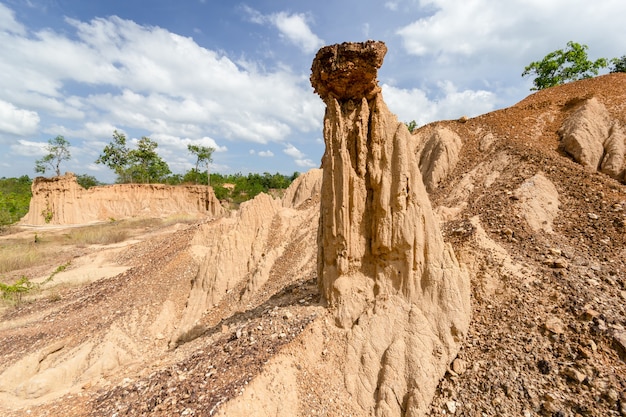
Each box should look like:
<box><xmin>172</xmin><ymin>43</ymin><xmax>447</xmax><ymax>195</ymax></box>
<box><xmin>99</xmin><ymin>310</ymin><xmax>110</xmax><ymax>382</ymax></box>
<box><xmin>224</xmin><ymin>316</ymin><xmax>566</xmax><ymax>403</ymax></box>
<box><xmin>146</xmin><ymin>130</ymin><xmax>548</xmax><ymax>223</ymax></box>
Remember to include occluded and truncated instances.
<box><xmin>311</xmin><ymin>41</ymin><xmax>471</xmax><ymax>417</ymax></box>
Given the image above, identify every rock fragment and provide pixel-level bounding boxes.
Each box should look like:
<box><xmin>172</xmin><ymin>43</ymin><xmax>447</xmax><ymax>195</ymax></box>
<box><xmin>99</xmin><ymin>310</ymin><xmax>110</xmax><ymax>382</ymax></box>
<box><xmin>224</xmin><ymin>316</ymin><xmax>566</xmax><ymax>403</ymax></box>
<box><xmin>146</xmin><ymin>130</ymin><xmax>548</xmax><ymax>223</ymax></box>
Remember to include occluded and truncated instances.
<box><xmin>545</xmin><ymin>317</ymin><xmax>565</xmax><ymax>334</ymax></box>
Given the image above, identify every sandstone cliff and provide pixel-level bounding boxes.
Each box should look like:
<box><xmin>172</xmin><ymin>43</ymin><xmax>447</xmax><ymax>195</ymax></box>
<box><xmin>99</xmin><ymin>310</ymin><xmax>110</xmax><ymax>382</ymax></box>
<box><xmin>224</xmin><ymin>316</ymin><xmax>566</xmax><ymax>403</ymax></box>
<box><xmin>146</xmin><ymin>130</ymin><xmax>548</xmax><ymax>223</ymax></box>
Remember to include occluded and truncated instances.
<box><xmin>19</xmin><ymin>173</ymin><xmax>224</xmax><ymax>225</ymax></box>
<box><xmin>311</xmin><ymin>41</ymin><xmax>470</xmax><ymax>417</ymax></box>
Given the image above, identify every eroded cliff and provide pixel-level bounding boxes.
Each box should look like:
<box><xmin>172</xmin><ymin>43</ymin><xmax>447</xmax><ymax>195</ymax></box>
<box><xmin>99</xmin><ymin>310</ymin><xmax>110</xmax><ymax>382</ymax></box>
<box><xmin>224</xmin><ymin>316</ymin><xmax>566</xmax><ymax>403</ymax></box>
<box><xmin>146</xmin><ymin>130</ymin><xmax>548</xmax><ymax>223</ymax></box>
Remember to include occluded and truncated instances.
<box><xmin>19</xmin><ymin>173</ymin><xmax>224</xmax><ymax>225</ymax></box>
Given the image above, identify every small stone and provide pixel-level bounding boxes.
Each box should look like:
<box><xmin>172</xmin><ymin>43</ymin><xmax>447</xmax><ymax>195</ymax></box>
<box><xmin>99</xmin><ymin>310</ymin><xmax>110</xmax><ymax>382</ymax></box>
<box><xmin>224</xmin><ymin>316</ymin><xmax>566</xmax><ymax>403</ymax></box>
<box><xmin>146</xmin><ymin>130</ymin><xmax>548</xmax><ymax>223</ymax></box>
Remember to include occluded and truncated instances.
<box><xmin>612</xmin><ymin>331</ymin><xmax>626</xmax><ymax>360</ymax></box>
<box><xmin>545</xmin><ymin>317</ymin><xmax>565</xmax><ymax>334</ymax></box>
<box><xmin>580</xmin><ymin>308</ymin><xmax>600</xmax><ymax>321</ymax></box>
<box><xmin>445</xmin><ymin>401</ymin><xmax>457</xmax><ymax>413</ymax></box>
<box><xmin>606</xmin><ymin>389</ymin><xmax>619</xmax><ymax>403</ymax></box>
<box><xmin>451</xmin><ymin>358</ymin><xmax>468</xmax><ymax>375</ymax></box>
<box><xmin>563</xmin><ymin>367</ymin><xmax>586</xmax><ymax>383</ymax></box>
<box><xmin>553</xmin><ymin>259</ymin><xmax>568</xmax><ymax>269</ymax></box>
<box><xmin>549</xmin><ymin>248</ymin><xmax>562</xmax><ymax>256</ymax></box>
<box><xmin>155</xmin><ymin>333</ymin><xmax>165</xmax><ymax>340</ymax></box>
<box><xmin>283</xmin><ymin>311</ymin><xmax>294</xmax><ymax>320</ymax></box>
<box><xmin>578</xmin><ymin>346</ymin><xmax>592</xmax><ymax>359</ymax></box>
<box><xmin>588</xmin><ymin>213</ymin><xmax>599</xmax><ymax>220</ymax></box>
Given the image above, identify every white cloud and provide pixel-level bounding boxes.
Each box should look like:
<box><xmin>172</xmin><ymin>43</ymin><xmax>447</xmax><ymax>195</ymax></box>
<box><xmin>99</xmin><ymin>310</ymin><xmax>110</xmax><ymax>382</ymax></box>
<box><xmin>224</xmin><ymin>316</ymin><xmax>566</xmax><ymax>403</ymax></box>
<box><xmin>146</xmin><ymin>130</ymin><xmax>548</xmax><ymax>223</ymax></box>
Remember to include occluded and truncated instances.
<box><xmin>294</xmin><ymin>158</ymin><xmax>316</xmax><ymax>168</ymax></box>
<box><xmin>258</xmin><ymin>150</ymin><xmax>274</xmax><ymax>157</ymax></box>
<box><xmin>244</xmin><ymin>7</ymin><xmax>324</xmax><ymax>54</ymax></box>
<box><xmin>0</xmin><ymin>3</ymin><xmax>25</xmax><ymax>35</ymax></box>
<box><xmin>384</xmin><ymin>2</ymin><xmax>399</xmax><ymax>11</ymax></box>
<box><xmin>0</xmin><ymin>99</ymin><xmax>40</xmax><ymax>136</ymax></box>
<box><xmin>283</xmin><ymin>143</ymin><xmax>316</xmax><ymax>167</ymax></box>
<box><xmin>273</xmin><ymin>12</ymin><xmax>324</xmax><ymax>54</ymax></box>
<box><xmin>397</xmin><ymin>0</ymin><xmax>626</xmax><ymax>61</ymax></box>
<box><xmin>283</xmin><ymin>143</ymin><xmax>305</xmax><ymax>159</ymax></box>
<box><xmin>150</xmin><ymin>133</ymin><xmax>227</xmax><ymax>153</ymax></box>
<box><xmin>382</xmin><ymin>82</ymin><xmax>495</xmax><ymax>126</ymax></box>
<box><xmin>0</xmin><ymin>10</ymin><xmax>322</xmax><ymax>151</ymax></box>
<box><xmin>10</xmin><ymin>139</ymin><xmax>47</xmax><ymax>156</ymax></box>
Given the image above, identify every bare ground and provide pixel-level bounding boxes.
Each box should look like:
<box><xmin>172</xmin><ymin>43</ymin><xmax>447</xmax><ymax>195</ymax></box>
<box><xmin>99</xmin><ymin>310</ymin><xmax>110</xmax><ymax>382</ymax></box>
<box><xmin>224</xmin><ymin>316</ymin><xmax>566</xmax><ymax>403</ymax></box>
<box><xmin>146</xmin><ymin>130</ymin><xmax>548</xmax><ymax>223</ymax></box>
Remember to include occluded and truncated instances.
<box><xmin>1</xmin><ymin>73</ymin><xmax>626</xmax><ymax>417</ymax></box>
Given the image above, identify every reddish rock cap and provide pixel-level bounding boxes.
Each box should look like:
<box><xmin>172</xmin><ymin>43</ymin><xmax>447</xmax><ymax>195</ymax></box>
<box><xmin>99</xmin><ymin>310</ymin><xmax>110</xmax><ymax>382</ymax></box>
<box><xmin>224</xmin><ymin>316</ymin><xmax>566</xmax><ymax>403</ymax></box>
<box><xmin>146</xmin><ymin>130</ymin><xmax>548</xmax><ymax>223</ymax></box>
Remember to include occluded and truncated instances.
<box><xmin>310</xmin><ymin>40</ymin><xmax>387</xmax><ymax>101</ymax></box>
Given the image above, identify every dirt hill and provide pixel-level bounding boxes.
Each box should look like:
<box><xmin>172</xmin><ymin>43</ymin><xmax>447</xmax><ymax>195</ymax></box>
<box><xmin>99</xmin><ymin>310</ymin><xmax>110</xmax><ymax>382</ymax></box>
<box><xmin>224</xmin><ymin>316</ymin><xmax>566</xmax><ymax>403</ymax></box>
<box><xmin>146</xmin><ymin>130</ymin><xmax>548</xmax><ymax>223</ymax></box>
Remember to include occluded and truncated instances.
<box><xmin>1</xmin><ymin>59</ymin><xmax>626</xmax><ymax>416</ymax></box>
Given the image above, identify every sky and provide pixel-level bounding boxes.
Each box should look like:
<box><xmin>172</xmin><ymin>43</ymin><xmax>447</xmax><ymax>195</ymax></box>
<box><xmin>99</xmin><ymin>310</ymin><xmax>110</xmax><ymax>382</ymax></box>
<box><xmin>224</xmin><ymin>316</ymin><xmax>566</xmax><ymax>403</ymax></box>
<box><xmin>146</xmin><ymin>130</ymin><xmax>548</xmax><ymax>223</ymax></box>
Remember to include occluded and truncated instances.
<box><xmin>1</xmin><ymin>0</ymin><xmax>625</xmax><ymax>183</ymax></box>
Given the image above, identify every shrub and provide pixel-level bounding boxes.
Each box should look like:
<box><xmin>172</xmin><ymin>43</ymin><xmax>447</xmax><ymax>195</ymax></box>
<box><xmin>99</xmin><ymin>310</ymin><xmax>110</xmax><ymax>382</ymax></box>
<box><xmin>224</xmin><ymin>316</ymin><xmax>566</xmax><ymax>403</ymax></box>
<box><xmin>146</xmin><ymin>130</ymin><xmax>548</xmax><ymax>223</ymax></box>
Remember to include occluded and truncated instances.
<box><xmin>610</xmin><ymin>55</ymin><xmax>626</xmax><ymax>73</ymax></box>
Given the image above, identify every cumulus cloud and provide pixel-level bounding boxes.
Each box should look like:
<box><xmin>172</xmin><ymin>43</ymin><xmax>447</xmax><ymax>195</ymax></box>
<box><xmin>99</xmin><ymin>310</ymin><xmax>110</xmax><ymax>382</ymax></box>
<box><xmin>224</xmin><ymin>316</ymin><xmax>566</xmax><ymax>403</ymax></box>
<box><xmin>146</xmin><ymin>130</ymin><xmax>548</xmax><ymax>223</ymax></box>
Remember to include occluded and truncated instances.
<box><xmin>283</xmin><ymin>143</ymin><xmax>305</xmax><ymax>159</ymax></box>
<box><xmin>150</xmin><ymin>133</ymin><xmax>227</xmax><ymax>153</ymax></box>
<box><xmin>10</xmin><ymin>139</ymin><xmax>48</xmax><ymax>156</ymax></box>
<box><xmin>283</xmin><ymin>143</ymin><xmax>316</xmax><ymax>167</ymax></box>
<box><xmin>243</xmin><ymin>7</ymin><xmax>324</xmax><ymax>54</ymax></box>
<box><xmin>258</xmin><ymin>150</ymin><xmax>274</xmax><ymax>157</ymax></box>
<box><xmin>0</xmin><ymin>9</ymin><xmax>322</xmax><ymax>151</ymax></box>
<box><xmin>0</xmin><ymin>3</ymin><xmax>25</xmax><ymax>35</ymax></box>
<box><xmin>396</xmin><ymin>0</ymin><xmax>626</xmax><ymax>61</ymax></box>
<box><xmin>382</xmin><ymin>82</ymin><xmax>496</xmax><ymax>126</ymax></box>
<box><xmin>0</xmin><ymin>99</ymin><xmax>40</xmax><ymax>136</ymax></box>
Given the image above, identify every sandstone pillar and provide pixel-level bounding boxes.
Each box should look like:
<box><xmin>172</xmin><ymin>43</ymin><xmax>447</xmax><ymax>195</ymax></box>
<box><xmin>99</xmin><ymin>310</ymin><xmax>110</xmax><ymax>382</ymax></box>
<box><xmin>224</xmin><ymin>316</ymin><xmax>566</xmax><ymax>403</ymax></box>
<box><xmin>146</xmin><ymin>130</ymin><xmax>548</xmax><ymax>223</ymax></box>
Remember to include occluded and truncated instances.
<box><xmin>311</xmin><ymin>41</ymin><xmax>471</xmax><ymax>417</ymax></box>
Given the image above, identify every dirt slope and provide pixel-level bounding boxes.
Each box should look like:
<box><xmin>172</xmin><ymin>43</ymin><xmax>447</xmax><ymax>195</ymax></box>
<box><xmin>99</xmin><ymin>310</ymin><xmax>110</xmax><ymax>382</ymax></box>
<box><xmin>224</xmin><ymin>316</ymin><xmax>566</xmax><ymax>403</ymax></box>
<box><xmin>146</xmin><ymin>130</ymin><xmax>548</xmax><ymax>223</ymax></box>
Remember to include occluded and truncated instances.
<box><xmin>421</xmin><ymin>72</ymin><xmax>626</xmax><ymax>416</ymax></box>
<box><xmin>1</xmin><ymin>73</ymin><xmax>625</xmax><ymax>417</ymax></box>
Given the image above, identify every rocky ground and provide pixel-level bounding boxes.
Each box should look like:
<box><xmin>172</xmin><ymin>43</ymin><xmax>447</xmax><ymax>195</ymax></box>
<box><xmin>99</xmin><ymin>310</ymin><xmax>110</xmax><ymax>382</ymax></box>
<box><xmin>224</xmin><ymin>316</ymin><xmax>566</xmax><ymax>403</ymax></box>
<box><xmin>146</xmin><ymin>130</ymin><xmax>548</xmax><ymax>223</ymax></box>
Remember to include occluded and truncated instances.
<box><xmin>1</xmin><ymin>73</ymin><xmax>625</xmax><ymax>417</ymax></box>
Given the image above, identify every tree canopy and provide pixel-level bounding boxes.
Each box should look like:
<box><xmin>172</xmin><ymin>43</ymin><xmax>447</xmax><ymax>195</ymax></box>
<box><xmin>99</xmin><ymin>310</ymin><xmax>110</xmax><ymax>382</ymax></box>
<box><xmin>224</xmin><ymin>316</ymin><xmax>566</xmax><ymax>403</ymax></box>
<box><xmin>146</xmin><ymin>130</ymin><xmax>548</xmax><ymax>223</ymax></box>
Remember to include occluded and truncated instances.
<box><xmin>96</xmin><ymin>132</ymin><xmax>171</xmax><ymax>183</ymax></box>
<box><xmin>127</xmin><ymin>137</ymin><xmax>171</xmax><ymax>183</ymax></box>
<box><xmin>610</xmin><ymin>55</ymin><xmax>626</xmax><ymax>73</ymax></box>
<box><xmin>35</xmin><ymin>136</ymin><xmax>71</xmax><ymax>177</ymax></box>
<box><xmin>0</xmin><ymin>176</ymin><xmax>32</xmax><ymax>227</ymax></box>
<box><xmin>95</xmin><ymin>130</ymin><xmax>130</xmax><ymax>182</ymax></box>
<box><xmin>522</xmin><ymin>41</ymin><xmax>608</xmax><ymax>90</ymax></box>
<box><xmin>187</xmin><ymin>144</ymin><xmax>215</xmax><ymax>185</ymax></box>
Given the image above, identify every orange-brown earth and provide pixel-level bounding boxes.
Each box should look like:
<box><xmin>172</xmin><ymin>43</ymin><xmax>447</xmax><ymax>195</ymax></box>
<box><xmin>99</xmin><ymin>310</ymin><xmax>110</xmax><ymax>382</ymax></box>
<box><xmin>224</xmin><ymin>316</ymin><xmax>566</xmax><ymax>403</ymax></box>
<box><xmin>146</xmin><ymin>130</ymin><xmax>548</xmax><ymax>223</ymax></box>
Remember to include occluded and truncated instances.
<box><xmin>1</xmin><ymin>72</ymin><xmax>625</xmax><ymax>417</ymax></box>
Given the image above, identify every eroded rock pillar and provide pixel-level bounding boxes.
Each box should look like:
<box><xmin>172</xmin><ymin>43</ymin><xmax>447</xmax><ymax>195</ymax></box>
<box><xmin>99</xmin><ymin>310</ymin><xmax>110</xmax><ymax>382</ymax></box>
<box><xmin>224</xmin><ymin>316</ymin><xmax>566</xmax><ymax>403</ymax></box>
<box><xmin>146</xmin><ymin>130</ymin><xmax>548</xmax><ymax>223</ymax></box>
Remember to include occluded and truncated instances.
<box><xmin>311</xmin><ymin>41</ymin><xmax>471</xmax><ymax>417</ymax></box>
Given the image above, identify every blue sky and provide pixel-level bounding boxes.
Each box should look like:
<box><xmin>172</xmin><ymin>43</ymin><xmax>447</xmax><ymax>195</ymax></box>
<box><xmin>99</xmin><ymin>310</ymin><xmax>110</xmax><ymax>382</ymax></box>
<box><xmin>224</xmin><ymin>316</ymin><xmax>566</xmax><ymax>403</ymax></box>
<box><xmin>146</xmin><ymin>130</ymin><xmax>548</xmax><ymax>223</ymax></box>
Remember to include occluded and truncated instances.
<box><xmin>1</xmin><ymin>0</ymin><xmax>625</xmax><ymax>182</ymax></box>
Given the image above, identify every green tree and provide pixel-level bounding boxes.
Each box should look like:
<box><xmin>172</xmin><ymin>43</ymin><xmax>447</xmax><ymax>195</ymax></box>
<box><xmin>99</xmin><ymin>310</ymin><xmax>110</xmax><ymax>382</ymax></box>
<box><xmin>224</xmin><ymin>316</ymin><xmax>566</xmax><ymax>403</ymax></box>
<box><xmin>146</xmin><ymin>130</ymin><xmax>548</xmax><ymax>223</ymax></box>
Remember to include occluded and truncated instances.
<box><xmin>522</xmin><ymin>41</ymin><xmax>608</xmax><ymax>90</ymax></box>
<box><xmin>187</xmin><ymin>144</ymin><xmax>215</xmax><ymax>185</ymax></box>
<box><xmin>75</xmin><ymin>174</ymin><xmax>102</xmax><ymax>189</ymax></box>
<box><xmin>96</xmin><ymin>132</ymin><xmax>171</xmax><ymax>183</ymax></box>
<box><xmin>405</xmin><ymin>120</ymin><xmax>418</xmax><ymax>133</ymax></box>
<box><xmin>0</xmin><ymin>176</ymin><xmax>32</xmax><ymax>227</ymax></box>
<box><xmin>610</xmin><ymin>55</ymin><xmax>626</xmax><ymax>73</ymax></box>
<box><xmin>35</xmin><ymin>136</ymin><xmax>71</xmax><ymax>176</ymax></box>
<box><xmin>127</xmin><ymin>137</ymin><xmax>171</xmax><ymax>183</ymax></box>
<box><xmin>95</xmin><ymin>130</ymin><xmax>130</xmax><ymax>183</ymax></box>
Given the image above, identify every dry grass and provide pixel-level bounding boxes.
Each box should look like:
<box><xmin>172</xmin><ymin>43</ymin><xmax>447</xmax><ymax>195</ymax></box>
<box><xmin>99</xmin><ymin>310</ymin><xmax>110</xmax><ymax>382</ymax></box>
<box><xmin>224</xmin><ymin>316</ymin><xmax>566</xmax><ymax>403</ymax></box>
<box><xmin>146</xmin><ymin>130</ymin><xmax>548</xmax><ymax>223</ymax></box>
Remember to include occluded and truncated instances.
<box><xmin>65</xmin><ymin>224</ymin><xmax>129</xmax><ymax>245</ymax></box>
<box><xmin>161</xmin><ymin>214</ymin><xmax>201</xmax><ymax>227</ymax></box>
<box><xmin>0</xmin><ymin>242</ymin><xmax>45</xmax><ymax>274</ymax></box>
<box><xmin>0</xmin><ymin>216</ymin><xmax>199</xmax><ymax>275</ymax></box>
